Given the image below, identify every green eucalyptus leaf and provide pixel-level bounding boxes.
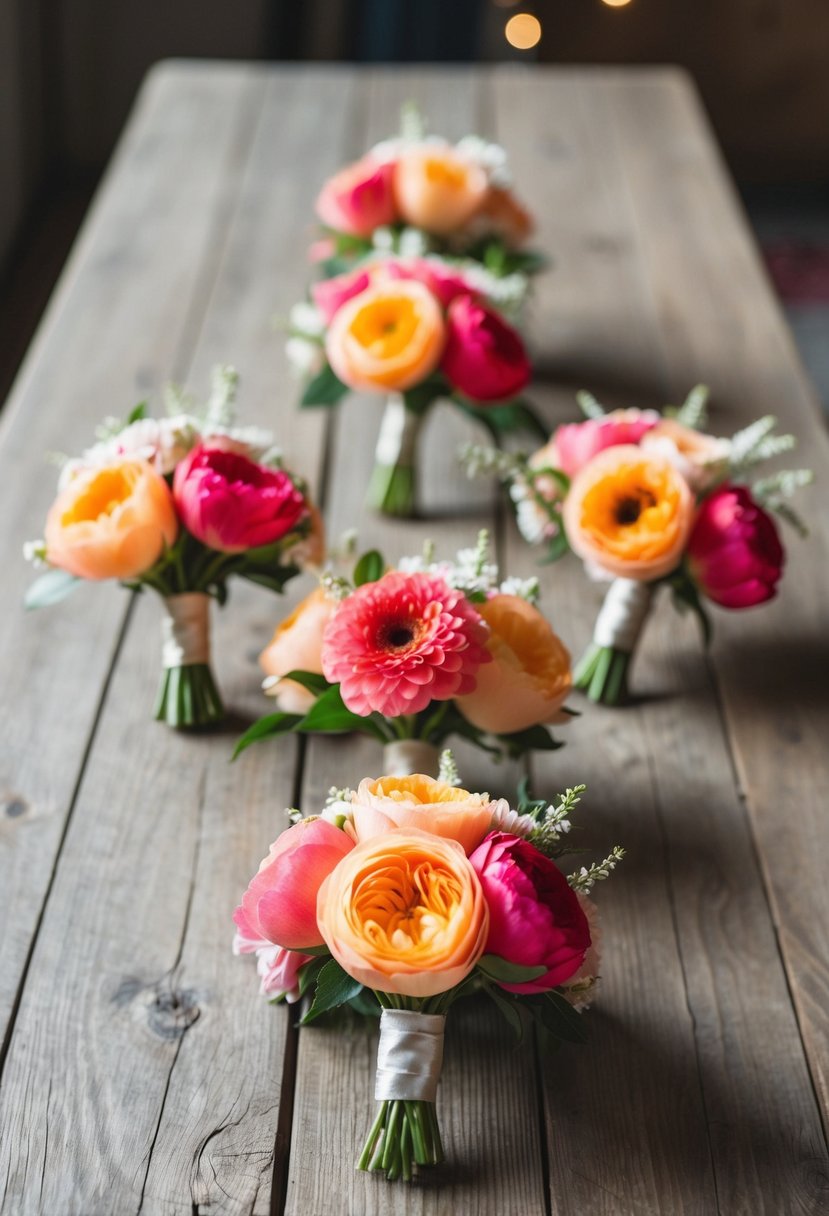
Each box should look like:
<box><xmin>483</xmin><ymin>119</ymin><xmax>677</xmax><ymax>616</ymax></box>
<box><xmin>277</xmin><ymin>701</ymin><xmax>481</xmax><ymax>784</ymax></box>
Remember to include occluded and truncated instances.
<box><xmin>353</xmin><ymin>549</ymin><xmax>385</xmax><ymax>586</ymax></box>
<box><xmin>478</xmin><ymin>955</ymin><xmax>548</xmax><ymax>984</ymax></box>
<box><xmin>301</xmin><ymin>959</ymin><xmax>363</xmax><ymax>1024</ymax></box>
<box><xmin>24</xmin><ymin>569</ymin><xmax>83</xmax><ymax>610</ymax></box>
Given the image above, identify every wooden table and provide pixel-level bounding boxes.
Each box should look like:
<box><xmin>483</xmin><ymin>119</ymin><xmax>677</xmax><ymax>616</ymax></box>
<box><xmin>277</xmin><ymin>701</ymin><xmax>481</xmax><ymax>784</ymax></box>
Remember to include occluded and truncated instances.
<box><xmin>1</xmin><ymin>63</ymin><xmax>828</xmax><ymax>1215</ymax></box>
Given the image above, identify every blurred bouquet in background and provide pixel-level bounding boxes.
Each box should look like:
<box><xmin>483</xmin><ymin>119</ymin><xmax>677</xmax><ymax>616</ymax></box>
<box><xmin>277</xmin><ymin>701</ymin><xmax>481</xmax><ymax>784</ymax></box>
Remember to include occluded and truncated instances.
<box><xmin>464</xmin><ymin>386</ymin><xmax>813</xmax><ymax>704</ymax></box>
<box><xmin>25</xmin><ymin>366</ymin><xmax>321</xmax><ymax>727</ymax></box>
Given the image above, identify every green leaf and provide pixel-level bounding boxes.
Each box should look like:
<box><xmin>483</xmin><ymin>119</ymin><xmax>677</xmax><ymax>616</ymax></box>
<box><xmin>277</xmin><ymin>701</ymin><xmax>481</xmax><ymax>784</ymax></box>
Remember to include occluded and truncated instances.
<box><xmin>539</xmin><ymin>991</ymin><xmax>589</xmax><ymax>1044</ymax></box>
<box><xmin>347</xmin><ymin>989</ymin><xmax>382</xmax><ymax>1017</ymax></box>
<box><xmin>353</xmin><ymin>549</ymin><xmax>385</xmax><ymax>586</ymax></box>
<box><xmin>301</xmin><ymin>959</ymin><xmax>363</xmax><ymax>1024</ymax></box>
<box><xmin>496</xmin><ymin>724</ymin><xmax>563</xmax><ymax>758</ymax></box>
<box><xmin>126</xmin><ymin>401</ymin><xmax>148</xmax><ymax>425</ymax></box>
<box><xmin>297</xmin><ymin>955</ymin><xmax>327</xmax><ymax>999</ymax></box>
<box><xmin>540</xmin><ymin>530</ymin><xmax>571</xmax><ymax>563</ymax></box>
<box><xmin>279</xmin><ymin>670</ymin><xmax>331</xmax><ymax>696</ymax></box>
<box><xmin>403</xmin><ymin>375</ymin><xmax>445</xmax><ymax>415</ymax></box>
<box><xmin>485</xmin><ymin>985</ymin><xmax>525</xmax><ymax>1042</ymax></box>
<box><xmin>232</xmin><ymin>712</ymin><xmax>304</xmax><ymax>759</ymax></box>
<box><xmin>669</xmin><ymin>567</ymin><xmax>713</xmax><ymax>647</ymax></box>
<box><xmin>576</xmin><ymin>390</ymin><xmax>606</xmax><ymax>420</ymax></box>
<box><xmin>300</xmin><ymin>364</ymin><xmax>349</xmax><ymax>408</ymax></box>
<box><xmin>24</xmin><ymin>569</ymin><xmax>83</xmax><ymax>610</ymax></box>
<box><xmin>478</xmin><ymin>955</ymin><xmax>548</xmax><ymax>985</ymax></box>
<box><xmin>296</xmin><ymin>684</ymin><xmax>388</xmax><ymax>741</ymax></box>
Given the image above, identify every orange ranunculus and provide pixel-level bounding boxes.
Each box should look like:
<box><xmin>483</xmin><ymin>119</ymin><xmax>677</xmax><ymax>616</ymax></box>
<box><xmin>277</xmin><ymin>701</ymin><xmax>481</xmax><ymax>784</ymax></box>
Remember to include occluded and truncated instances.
<box><xmin>393</xmin><ymin>146</ymin><xmax>490</xmax><ymax>236</ymax></box>
<box><xmin>350</xmin><ymin>773</ymin><xmax>500</xmax><ymax>854</ymax></box>
<box><xmin>640</xmin><ymin>418</ymin><xmax>730</xmax><ymax>490</ymax></box>
<box><xmin>477</xmin><ymin>185</ymin><xmax>534</xmax><ymax>247</ymax></box>
<box><xmin>325</xmin><ymin>280</ymin><xmax>445</xmax><ymax>393</ymax></box>
<box><xmin>44</xmin><ymin>459</ymin><xmax>178</xmax><ymax>581</ymax></box>
<box><xmin>563</xmin><ymin>445</ymin><xmax>694</xmax><ymax>580</ymax></box>
<box><xmin>455</xmin><ymin>595</ymin><xmax>571</xmax><ymax>735</ymax></box>
<box><xmin>260</xmin><ymin>586</ymin><xmax>335</xmax><ymax>714</ymax></box>
<box><xmin>317</xmin><ymin>829</ymin><xmax>489</xmax><ymax>997</ymax></box>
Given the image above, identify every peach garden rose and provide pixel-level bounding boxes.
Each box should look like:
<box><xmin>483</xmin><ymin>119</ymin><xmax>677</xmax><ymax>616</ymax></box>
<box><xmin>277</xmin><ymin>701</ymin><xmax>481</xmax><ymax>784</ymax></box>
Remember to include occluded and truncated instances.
<box><xmin>349</xmin><ymin>773</ymin><xmax>502</xmax><ymax>854</ymax></box>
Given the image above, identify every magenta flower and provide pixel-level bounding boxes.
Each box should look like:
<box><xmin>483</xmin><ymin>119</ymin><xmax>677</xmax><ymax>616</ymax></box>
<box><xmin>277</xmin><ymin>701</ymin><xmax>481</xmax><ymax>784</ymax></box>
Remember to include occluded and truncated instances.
<box><xmin>173</xmin><ymin>444</ymin><xmax>307</xmax><ymax>553</ymax></box>
<box><xmin>315</xmin><ymin>156</ymin><xmax>398</xmax><ymax>238</ymax></box>
<box><xmin>688</xmin><ymin>484</ymin><xmax>785</xmax><ymax>608</ymax></box>
<box><xmin>554</xmin><ymin>409</ymin><xmax>659</xmax><ymax>478</ymax></box>
<box><xmin>441</xmin><ymin>295</ymin><xmax>531</xmax><ymax>403</ymax></box>
<box><xmin>321</xmin><ymin>571</ymin><xmax>491</xmax><ymax>717</ymax></box>
<box><xmin>232</xmin><ymin>933</ymin><xmax>312</xmax><ymax>1003</ymax></box>
<box><xmin>233</xmin><ymin>817</ymin><xmax>354</xmax><ymax>950</ymax></box>
<box><xmin>469</xmin><ymin>832</ymin><xmax>590</xmax><ymax>993</ymax></box>
<box><xmin>312</xmin><ymin>268</ymin><xmax>372</xmax><ymax>324</ymax></box>
<box><xmin>383</xmin><ymin>257</ymin><xmax>476</xmax><ymax>309</ymax></box>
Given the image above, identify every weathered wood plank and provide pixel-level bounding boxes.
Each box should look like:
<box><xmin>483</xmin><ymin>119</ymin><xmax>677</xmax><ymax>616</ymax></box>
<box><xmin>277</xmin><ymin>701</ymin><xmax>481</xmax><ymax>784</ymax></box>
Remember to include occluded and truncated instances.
<box><xmin>136</xmin><ymin>68</ymin><xmax>359</xmax><ymax>1216</ymax></box>
<box><xmin>0</xmin><ymin>61</ymin><xmax>264</xmax><ymax>1052</ymax></box>
<box><xmin>494</xmin><ymin>66</ymin><xmax>829</xmax><ymax>1212</ymax></box>
<box><xmin>605</xmin><ymin>71</ymin><xmax>829</xmax><ymax>1143</ymax></box>
<box><xmin>284</xmin><ymin>67</ymin><xmax>546</xmax><ymax>1216</ymax></box>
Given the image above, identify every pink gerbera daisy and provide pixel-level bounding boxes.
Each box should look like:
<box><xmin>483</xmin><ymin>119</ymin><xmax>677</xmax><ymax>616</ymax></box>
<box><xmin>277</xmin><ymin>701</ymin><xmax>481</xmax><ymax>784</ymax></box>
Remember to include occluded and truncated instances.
<box><xmin>322</xmin><ymin>571</ymin><xmax>491</xmax><ymax>718</ymax></box>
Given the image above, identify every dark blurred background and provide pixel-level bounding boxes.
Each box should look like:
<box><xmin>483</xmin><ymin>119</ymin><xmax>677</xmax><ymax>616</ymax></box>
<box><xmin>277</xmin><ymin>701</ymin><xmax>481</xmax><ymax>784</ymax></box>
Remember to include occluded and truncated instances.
<box><xmin>3</xmin><ymin>0</ymin><xmax>829</xmax><ymax>405</ymax></box>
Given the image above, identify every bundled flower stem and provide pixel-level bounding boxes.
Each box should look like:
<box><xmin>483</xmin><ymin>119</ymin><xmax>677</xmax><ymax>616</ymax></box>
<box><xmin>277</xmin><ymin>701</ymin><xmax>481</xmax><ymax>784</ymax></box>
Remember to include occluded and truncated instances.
<box><xmin>571</xmin><ymin>578</ymin><xmax>656</xmax><ymax>705</ymax></box>
<box><xmin>366</xmin><ymin>395</ymin><xmax>420</xmax><ymax>517</ymax></box>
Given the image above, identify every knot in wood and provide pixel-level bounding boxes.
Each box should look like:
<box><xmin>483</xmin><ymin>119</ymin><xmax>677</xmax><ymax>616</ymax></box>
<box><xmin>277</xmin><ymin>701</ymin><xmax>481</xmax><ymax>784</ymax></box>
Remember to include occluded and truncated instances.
<box><xmin>147</xmin><ymin>987</ymin><xmax>201</xmax><ymax>1040</ymax></box>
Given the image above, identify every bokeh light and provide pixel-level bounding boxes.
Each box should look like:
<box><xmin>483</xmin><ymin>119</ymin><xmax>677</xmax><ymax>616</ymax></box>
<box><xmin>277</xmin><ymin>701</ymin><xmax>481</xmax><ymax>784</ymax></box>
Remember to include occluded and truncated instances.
<box><xmin>505</xmin><ymin>13</ymin><xmax>542</xmax><ymax>50</ymax></box>
<box><xmin>601</xmin><ymin>0</ymin><xmax>634</xmax><ymax>7</ymax></box>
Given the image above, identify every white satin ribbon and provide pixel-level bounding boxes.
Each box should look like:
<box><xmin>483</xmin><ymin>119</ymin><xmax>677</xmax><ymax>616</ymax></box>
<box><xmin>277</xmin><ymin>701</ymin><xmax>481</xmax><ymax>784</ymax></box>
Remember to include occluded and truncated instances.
<box><xmin>375</xmin><ymin>1010</ymin><xmax>446</xmax><ymax>1103</ymax></box>
<box><xmin>593</xmin><ymin>578</ymin><xmax>655</xmax><ymax>653</ymax></box>
<box><xmin>161</xmin><ymin>593</ymin><xmax>210</xmax><ymax>668</ymax></box>
<box><xmin>374</xmin><ymin>395</ymin><xmax>419</xmax><ymax>466</ymax></box>
<box><xmin>382</xmin><ymin>740</ymin><xmax>440</xmax><ymax>778</ymax></box>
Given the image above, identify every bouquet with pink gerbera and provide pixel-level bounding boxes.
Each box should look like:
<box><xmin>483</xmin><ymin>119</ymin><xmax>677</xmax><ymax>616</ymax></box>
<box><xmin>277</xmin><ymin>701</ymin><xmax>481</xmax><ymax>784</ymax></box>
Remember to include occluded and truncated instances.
<box><xmin>233</xmin><ymin>753</ymin><xmax>622</xmax><ymax>1181</ymax></box>
<box><xmin>24</xmin><ymin>366</ymin><xmax>321</xmax><ymax>728</ymax></box>
<box><xmin>285</xmin><ymin>251</ymin><xmax>543</xmax><ymax>518</ymax></box>
<box><xmin>236</xmin><ymin>531</ymin><xmax>574</xmax><ymax>774</ymax></box>
<box><xmin>464</xmin><ymin>386</ymin><xmax>813</xmax><ymax>705</ymax></box>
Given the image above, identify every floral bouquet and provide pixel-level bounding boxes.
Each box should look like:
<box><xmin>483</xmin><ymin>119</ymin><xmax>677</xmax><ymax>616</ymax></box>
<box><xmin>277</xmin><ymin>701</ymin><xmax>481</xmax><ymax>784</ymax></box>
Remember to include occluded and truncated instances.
<box><xmin>25</xmin><ymin>366</ymin><xmax>321</xmax><ymax>728</ymax></box>
<box><xmin>464</xmin><ymin>386</ymin><xmax>812</xmax><ymax>704</ymax></box>
<box><xmin>311</xmin><ymin>103</ymin><xmax>544</xmax><ymax>280</ymax></box>
<box><xmin>233</xmin><ymin>755</ymin><xmax>622</xmax><ymax>1181</ymax></box>
<box><xmin>236</xmin><ymin>532</ymin><xmax>573</xmax><ymax>774</ymax></box>
<box><xmin>287</xmin><ymin>252</ymin><xmax>543</xmax><ymax>517</ymax></box>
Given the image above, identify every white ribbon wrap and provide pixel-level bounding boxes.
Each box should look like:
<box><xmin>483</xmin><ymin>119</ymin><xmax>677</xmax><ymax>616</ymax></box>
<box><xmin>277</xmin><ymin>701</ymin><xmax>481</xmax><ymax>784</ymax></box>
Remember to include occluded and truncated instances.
<box><xmin>374</xmin><ymin>1010</ymin><xmax>446</xmax><ymax>1103</ymax></box>
<box><xmin>382</xmin><ymin>740</ymin><xmax>440</xmax><ymax>778</ymax></box>
<box><xmin>161</xmin><ymin>593</ymin><xmax>211</xmax><ymax>668</ymax></box>
<box><xmin>593</xmin><ymin>578</ymin><xmax>655</xmax><ymax>653</ymax></box>
<box><xmin>374</xmin><ymin>395</ymin><xmax>419</xmax><ymax>467</ymax></box>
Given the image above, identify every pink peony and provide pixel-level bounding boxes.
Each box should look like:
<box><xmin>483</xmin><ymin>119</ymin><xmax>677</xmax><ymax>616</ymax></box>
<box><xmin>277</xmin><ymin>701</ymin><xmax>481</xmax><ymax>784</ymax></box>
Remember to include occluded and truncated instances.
<box><xmin>233</xmin><ymin>932</ymin><xmax>311</xmax><ymax>1003</ymax></box>
<box><xmin>687</xmin><ymin>484</ymin><xmax>785</xmax><ymax>608</ymax></box>
<box><xmin>469</xmin><ymin>831</ymin><xmax>590</xmax><ymax>993</ymax></box>
<box><xmin>321</xmin><ymin>571</ymin><xmax>491</xmax><ymax>717</ymax></box>
<box><xmin>382</xmin><ymin>257</ymin><xmax>476</xmax><ymax>309</ymax></box>
<box><xmin>233</xmin><ymin>817</ymin><xmax>354</xmax><ymax>950</ymax></box>
<box><xmin>315</xmin><ymin>157</ymin><xmax>398</xmax><ymax>238</ymax></box>
<box><xmin>554</xmin><ymin>409</ymin><xmax>660</xmax><ymax>478</ymax></box>
<box><xmin>173</xmin><ymin>444</ymin><xmax>307</xmax><ymax>554</ymax></box>
<box><xmin>441</xmin><ymin>295</ymin><xmax>530</xmax><ymax>403</ymax></box>
<box><xmin>312</xmin><ymin>268</ymin><xmax>372</xmax><ymax>324</ymax></box>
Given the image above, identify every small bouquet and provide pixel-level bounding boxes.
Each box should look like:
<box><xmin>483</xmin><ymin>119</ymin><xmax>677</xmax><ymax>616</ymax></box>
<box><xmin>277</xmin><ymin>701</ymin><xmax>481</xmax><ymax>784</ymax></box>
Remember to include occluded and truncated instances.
<box><xmin>237</xmin><ymin>531</ymin><xmax>573</xmax><ymax>773</ymax></box>
<box><xmin>464</xmin><ymin>386</ymin><xmax>813</xmax><ymax>704</ymax></box>
<box><xmin>233</xmin><ymin>756</ymin><xmax>622</xmax><ymax>1181</ymax></box>
<box><xmin>25</xmin><ymin>367</ymin><xmax>321</xmax><ymax>728</ymax></box>
<box><xmin>311</xmin><ymin>103</ymin><xmax>544</xmax><ymax>280</ymax></box>
<box><xmin>287</xmin><ymin>252</ymin><xmax>543</xmax><ymax>517</ymax></box>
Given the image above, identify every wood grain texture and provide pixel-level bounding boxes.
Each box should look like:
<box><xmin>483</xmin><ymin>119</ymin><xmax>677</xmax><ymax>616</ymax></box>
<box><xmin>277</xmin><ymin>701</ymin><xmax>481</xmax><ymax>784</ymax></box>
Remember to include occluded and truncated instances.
<box><xmin>493</xmin><ymin>66</ymin><xmax>829</xmax><ymax>1213</ymax></box>
<box><xmin>604</xmin><ymin>70</ymin><xmax>829</xmax><ymax>1141</ymax></box>
<box><xmin>0</xmin><ymin>63</ymin><xmax>263</xmax><ymax>1050</ymax></box>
